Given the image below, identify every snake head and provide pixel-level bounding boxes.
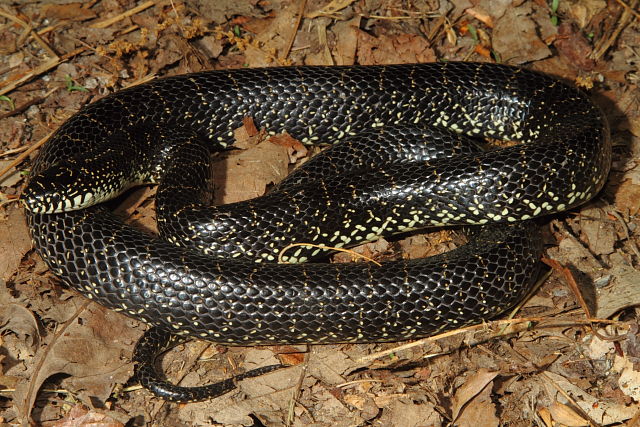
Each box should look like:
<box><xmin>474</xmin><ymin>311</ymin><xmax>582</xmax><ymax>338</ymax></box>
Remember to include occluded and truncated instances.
<box><xmin>22</xmin><ymin>163</ymin><xmax>90</xmax><ymax>213</ymax></box>
<box><xmin>22</xmin><ymin>161</ymin><xmax>126</xmax><ymax>213</ymax></box>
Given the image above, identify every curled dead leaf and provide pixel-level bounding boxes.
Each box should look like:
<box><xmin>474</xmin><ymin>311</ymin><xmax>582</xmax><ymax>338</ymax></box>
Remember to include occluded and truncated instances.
<box><xmin>547</xmin><ymin>401</ymin><xmax>589</xmax><ymax>426</ymax></box>
<box><xmin>451</xmin><ymin>368</ymin><xmax>498</xmax><ymax>420</ymax></box>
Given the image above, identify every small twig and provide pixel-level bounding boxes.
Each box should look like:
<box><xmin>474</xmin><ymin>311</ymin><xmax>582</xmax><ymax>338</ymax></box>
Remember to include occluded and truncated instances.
<box><xmin>507</xmin><ymin>346</ymin><xmax>602</xmax><ymax>427</ymax></box>
<box><xmin>357</xmin><ymin>317</ymin><xmax>626</xmax><ymax>363</ymax></box>
<box><xmin>0</xmin><ymin>197</ymin><xmax>18</xmax><ymax>208</ymax></box>
<box><xmin>0</xmin><ymin>56</ymin><xmax>59</xmax><ymax>96</ymax></box>
<box><xmin>613</xmin><ymin>0</ymin><xmax>640</xmax><ymax>19</ymax></box>
<box><xmin>286</xmin><ymin>350</ymin><xmax>310</xmax><ymax>427</ymax></box>
<box><xmin>0</xmin><ymin>43</ymin><xmax>90</xmax><ymax>95</ymax></box>
<box><xmin>90</xmin><ymin>0</ymin><xmax>157</xmax><ymax>29</ymax></box>
<box><xmin>316</xmin><ymin>22</ymin><xmax>334</xmax><ymax>65</ymax></box>
<box><xmin>538</xmin><ymin>371</ymin><xmax>601</xmax><ymax>427</ymax></box>
<box><xmin>168</xmin><ymin>0</ymin><xmax>186</xmax><ymax>36</ymax></box>
<box><xmin>0</xmin><ymin>146</ymin><xmax>29</xmax><ymax>158</ymax></box>
<box><xmin>362</xmin><ymin>11</ymin><xmax>439</xmax><ymax>20</ymax></box>
<box><xmin>0</xmin><ymin>131</ymin><xmax>53</xmax><ymax>181</ymax></box>
<box><xmin>336</xmin><ymin>378</ymin><xmax>385</xmax><ymax>388</ymax></box>
<box><xmin>0</xmin><ymin>87</ymin><xmax>56</xmax><ymax>120</ymax></box>
<box><xmin>281</xmin><ymin>0</ymin><xmax>307</xmax><ymax>61</ymax></box>
<box><xmin>609</xmin><ymin>209</ymin><xmax>640</xmax><ymax>259</ymax></box>
<box><xmin>0</xmin><ymin>9</ymin><xmax>59</xmax><ymax>60</ymax></box>
<box><xmin>592</xmin><ymin>0</ymin><xmax>636</xmax><ymax>60</ymax></box>
<box><xmin>542</xmin><ymin>258</ymin><xmax>592</xmax><ymax>318</ymax></box>
<box><xmin>425</xmin><ymin>15</ymin><xmax>447</xmax><ymax>44</ymax></box>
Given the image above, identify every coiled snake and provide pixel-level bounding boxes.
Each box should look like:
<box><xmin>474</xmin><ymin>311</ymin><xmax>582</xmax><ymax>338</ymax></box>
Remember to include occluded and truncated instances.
<box><xmin>22</xmin><ymin>62</ymin><xmax>610</xmax><ymax>402</ymax></box>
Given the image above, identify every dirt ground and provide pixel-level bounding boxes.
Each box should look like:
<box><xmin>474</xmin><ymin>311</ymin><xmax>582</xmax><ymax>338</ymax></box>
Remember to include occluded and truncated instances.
<box><xmin>0</xmin><ymin>0</ymin><xmax>639</xmax><ymax>426</ymax></box>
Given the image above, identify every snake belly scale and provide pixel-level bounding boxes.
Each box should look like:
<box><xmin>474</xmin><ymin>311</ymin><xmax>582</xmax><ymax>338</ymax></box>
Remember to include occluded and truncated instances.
<box><xmin>22</xmin><ymin>63</ymin><xmax>610</xmax><ymax>396</ymax></box>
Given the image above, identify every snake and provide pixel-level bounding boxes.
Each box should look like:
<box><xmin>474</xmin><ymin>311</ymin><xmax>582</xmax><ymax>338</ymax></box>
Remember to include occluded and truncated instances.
<box><xmin>21</xmin><ymin>62</ymin><xmax>611</xmax><ymax>402</ymax></box>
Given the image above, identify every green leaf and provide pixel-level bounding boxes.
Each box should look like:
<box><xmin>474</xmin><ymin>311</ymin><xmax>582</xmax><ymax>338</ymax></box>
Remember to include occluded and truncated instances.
<box><xmin>550</xmin><ymin>0</ymin><xmax>560</xmax><ymax>26</ymax></box>
<box><xmin>0</xmin><ymin>95</ymin><xmax>14</xmax><ymax>110</ymax></box>
<box><xmin>467</xmin><ymin>23</ymin><xmax>478</xmax><ymax>42</ymax></box>
<box><xmin>65</xmin><ymin>75</ymin><xmax>88</xmax><ymax>92</ymax></box>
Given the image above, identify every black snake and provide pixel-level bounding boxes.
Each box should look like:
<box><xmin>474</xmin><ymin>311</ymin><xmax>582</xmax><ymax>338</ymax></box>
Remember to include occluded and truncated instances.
<box><xmin>22</xmin><ymin>62</ymin><xmax>611</xmax><ymax>401</ymax></box>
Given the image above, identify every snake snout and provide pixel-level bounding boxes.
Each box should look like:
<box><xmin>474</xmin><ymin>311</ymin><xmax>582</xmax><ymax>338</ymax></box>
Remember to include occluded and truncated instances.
<box><xmin>21</xmin><ymin>185</ymin><xmax>55</xmax><ymax>213</ymax></box>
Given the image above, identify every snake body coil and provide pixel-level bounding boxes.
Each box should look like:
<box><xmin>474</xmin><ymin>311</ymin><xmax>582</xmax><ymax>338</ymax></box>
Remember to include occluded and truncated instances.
<box><xmin>23</xmin><ymin>63</ymin><xmax>610</xmax><ymax>399</ymax></box>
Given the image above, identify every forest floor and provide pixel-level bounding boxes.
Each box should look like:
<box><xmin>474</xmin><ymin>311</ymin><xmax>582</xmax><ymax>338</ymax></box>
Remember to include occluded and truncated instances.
<box><xmin>1</xmin><ymin>0</ymin><xmax>640</xmax><ymax>426</ymax></box>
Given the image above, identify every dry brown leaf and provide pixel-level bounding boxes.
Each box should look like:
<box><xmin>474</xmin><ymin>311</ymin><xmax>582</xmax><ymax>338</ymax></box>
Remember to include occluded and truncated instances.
<box><xmin>0</xmin><ymin>205</ymin><xmax>31</xmax><ymax>282</ymax></box>
<box><xmin>182</xmin><ymin>377</ymin><xmax>351</xmax><ymax>426</ymax></box>
<box><xmin>332</xmin><ymin>16</ymin><xmax>360</xmax><ymax>65</ymax></box>
<box><xmin>115</xmin><ymin>186</ymin><xmax>157</xmax><ymax>233</ymax></box>
<box><xmin>43</xmin><ymin>3</ymin><xmax>97</xmax><ymax>22</ymax></box>
<box><xmin>465</xmin><ymin>6</ymin><xmax>494</xmax><ymax>28</ymax></box>
<box><xmin>544</xmin><ymin>371</ymin><xmax>638</xmax><ymax>424</ymax></box>
<box><xmin>50</xmin><ymin>404</ymin><xmax>125</xmax><ymax>427</ymax></box>
<box><xmin>12</xmin><ymin>304</ymin><xmax>138</xmax><ymax>419</ymax></box>
<box><xmin>242</xmin><ymin>116</ymin><xmax>260</xmax><ymax>136</ymax></box>
<box><xmin>531</xmin><ymin>56</ymin><xmax>580</xmax><ymax>81</ymax></box>
<box><xmin>376</xmin><ymin>399</ymin><xmax>442</xmax><ymax>427</ymax></box>
<box><xmin>0</xmin><ymin>337</ymin><xmax>20</xmax><ymax>392</ymax></box>
<box><xmin>213</xmin><ymin>137</ymin><xmax>290</xmax><ymax>204</ymax></box>
<box><xmin>332</xmin><ymin>237</ymin><xmax>391</xmax><ymax>263</ymax></box>
<box><xmin>546</xmin><ymin>233</ymin><xmax>602</xmax><ymax>272</ymax></box>
<box><xmin>537</xmin><ymin>406</ymin><xmax>554</xmax><ymax>426</ymax></box>
<box><xmin>614</xmin><ymin>179</ymin><xmax>640</xmax><ymax>215</ymax></box>
<box><xmin>554</xmin><ymin>23</ymin><xmax>596</xmax><ymax>71</ymax></box>
<box><xmin>0</xmin><ymin>303</ymin><xmax>39</xmax><ymax>349</ymax></box>
<box><xmin>235</xmin><ymin>348</ymin><xmax>293</xmax><ymax>397</ymax></box>
<box><xmin>0</xmin><ymin>160</ymin><xmax>22</xmax><ymax>187</ymax></box>
<box><xmin>613</xmin><ymin>353</ymin><xmax>640</xmax><ymax>402</ymax></box>
<box><xmin>547</xmin><ymin>401</ymin><xmax>589</xmax><ymax>426</ymax></box>
<box><xmin>356</xmin><ymin>32</ymin><xmax>436</xmax><ymax>65</ymax></box>
<box><xmin>594</xmin><ymin>263</ymin><xmax>640</xmax><ymax>319</ymax></box>
<box><xmin>307</xmin><ymin>348</ymin><xmax>355</xmax><ymax>384</ymax></box>
<box><xmin>241</xmin><ymin>14</ymin><xmax>276</xmax><ymax>37</ymax></box>
<box><xmin>454</xmin><ymin>379</ymin><xmax>499</xmax><ymax>426</ymax></box>
<box><xmin>558</xmin><ymin>0</ymin><xmax>607</xmax><ymax>28</ymax></box>
<box><xmin>239</xmin><ymin>2</ymin><xmax>298</xmax><ymax>68</ymax></box>
<box><xmin>233</xmin><ymin>118</ymin><xmax>262</xmax><ymax>149</ymax></box>
<box><xmin>277</xmin><ymin>348</ymin><xmax>305</xmax><ymax>367</ymax></box>
<box><xmin>0</xmin><ymin>30</ymin><xmax>17</xmax><ymax>55</ymax></box>
<box><xmin>451</xmin><ymin>368</ymin><xmax>498</xmax><ymax>420</ymax></box>
<box><xmin>492</xmin><ymin>4</ymin><xmax>552</xmax><ymax>64</ymax></box>
<box><xmin>343</xmin><ymin>393</ymin><xmax>366</xmax><ymax>410</ymax></box>
<box><xmin>307</xmin><ymin>0</ymin><xmax>356</xmax><ymax>19</ymax></box>
<box><xmin>397</xmin><ymin>230</ymin><xmax>459</xmax><ymax>260</ymax></box>
<box><xmin>268</xmin><ymin>132</ymin><xmax>308</xmax><ymax>162</ymax></box>
<box><xmin>576</xmin><ymin>208</ymin><xmax>616</xmax><ymax>255</ymax></box>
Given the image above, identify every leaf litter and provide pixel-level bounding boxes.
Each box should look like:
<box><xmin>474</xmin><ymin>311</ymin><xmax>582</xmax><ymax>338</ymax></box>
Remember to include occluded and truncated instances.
<box><xmin>0</xmin><ymin>0</ymin><xmax>639</xmax><ymax>425</ymax></box>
